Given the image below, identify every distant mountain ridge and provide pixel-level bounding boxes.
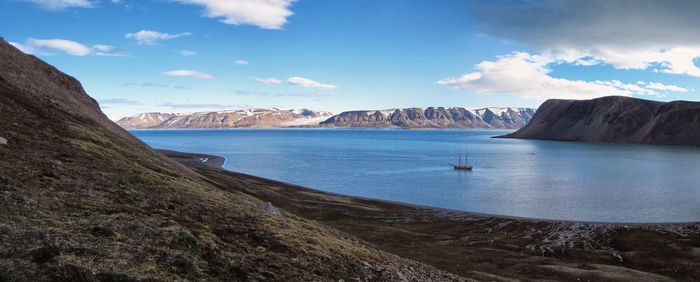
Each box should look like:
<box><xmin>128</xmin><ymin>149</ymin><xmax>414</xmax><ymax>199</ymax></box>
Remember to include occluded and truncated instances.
<box><xmin>117</xmin><ymin>107</ymin><xmax>537</xmax><ymax>129</ymax></box>
<box><xmin>117</xmin><ymin>108</ymin><xmax>333</xmax><ymax>129</ymax></box>
<box><xmin>500</xmin><ymin>96</ymin><xmax>700</xmax><ymax>146</ymax></box>
<box><xmin>320</xmin><ymin>107</ymin><xmax>536</xmax><ymax>129</ymax></box>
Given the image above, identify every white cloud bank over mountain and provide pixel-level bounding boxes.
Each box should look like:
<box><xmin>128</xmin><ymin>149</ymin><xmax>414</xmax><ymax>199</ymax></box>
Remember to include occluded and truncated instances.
<box><xmin>436</xmin><ymin>52</ymin><xmax>688</xmax><ymax>100</ymax></box>
<box><xmin>438</xmin><ymin>0</ymin><xmax>698</xmax><ymax>99</ymax></box>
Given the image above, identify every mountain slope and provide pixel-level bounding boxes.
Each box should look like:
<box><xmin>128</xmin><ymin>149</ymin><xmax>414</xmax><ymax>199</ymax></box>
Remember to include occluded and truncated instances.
<box><xmin>0</xmin><ymin>38</ymin><xmax>459</xmax><ymax>280</ymax></box>
<box><xmin>320</xmin><ymin>107</ymin><xmax>536</xmax><ymax>129</ymax></box>
<box><xmin>117</xmin><ymin>109</ymin><xmax>333</xmax><ymax>129</ymax></box>
<box><xmin>500</xmin><ymin>96</ymin><xmax>700</xmax><ymax>146</ymax></box>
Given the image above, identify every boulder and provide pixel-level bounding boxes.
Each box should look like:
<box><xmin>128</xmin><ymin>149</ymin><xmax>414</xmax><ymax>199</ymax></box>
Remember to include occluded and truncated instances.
<box><xmin>261</xmin><ymin>202</ymin><xmax>281</xmax><ymax>216</ymax></box>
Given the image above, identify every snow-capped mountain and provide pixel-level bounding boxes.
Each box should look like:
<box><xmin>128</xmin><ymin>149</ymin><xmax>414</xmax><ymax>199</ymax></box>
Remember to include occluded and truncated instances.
<box><xmin>319</xmin><ymin>107</ymin><xmax>536</xmax><ymax>129</ymax></box>
<box><xmin>116</xmin><ymin>108</ymin><xmax>333</xmax><ymax>129</ymax></box>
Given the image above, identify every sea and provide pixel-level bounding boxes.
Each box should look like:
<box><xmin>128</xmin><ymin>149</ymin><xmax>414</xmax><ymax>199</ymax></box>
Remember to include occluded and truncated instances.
<box><xmin>131</xmin><ymin>129</ymin><xmax>700</xmax><ymax>223</ymax></box>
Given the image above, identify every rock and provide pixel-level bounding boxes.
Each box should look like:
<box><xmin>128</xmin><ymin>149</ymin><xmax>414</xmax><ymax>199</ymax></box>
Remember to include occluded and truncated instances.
<box><xmin>261</xmin><ymin>202</ymin><xmax>281</xmax><ymax>216</ymax></box>
<box><xmin>320</xmin><ymin>107</ymin><xmax>536</xmax><ymax>129</ymax></box>
<box><xmin>0</xmin><ymin>136</ymin><xmax>6</xmax><ymax>145</ymax></box>
<box><xmin>500</xmin><ymin>96</ymin><xmax>700</xmax><ymax>146</ymax></box>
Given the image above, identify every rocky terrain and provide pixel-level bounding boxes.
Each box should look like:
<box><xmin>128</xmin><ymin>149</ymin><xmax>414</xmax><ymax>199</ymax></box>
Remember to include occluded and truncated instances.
<box><xmin>501</xmin><ymin>96</ymin><xmax>700</xmax><ymax>146</ymax></box>
<box><xmin>0</xmin><ymin>37</ymin><xmax>460</xmax><ymax>280</ymax></box>
<box><xmin>117</xmin><ymin>108</ymin><xmax>333</xmax><ymax>129</ymax></box>
<box><xmin>320</xmin><ymin>107</ymin><xmax>536</xmax><ymax>129</ymax></box>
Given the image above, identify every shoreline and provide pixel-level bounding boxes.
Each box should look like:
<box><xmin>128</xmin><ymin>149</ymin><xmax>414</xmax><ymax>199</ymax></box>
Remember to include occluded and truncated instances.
<box><xmin>160</xmin><ymin>149</ymin><xmax>700</xmax><ymax>226</ymax></box>
<box><xmin>158</xmin><ymin>149</ymin><xmax>700</xmax><ymax>281</ymax></box>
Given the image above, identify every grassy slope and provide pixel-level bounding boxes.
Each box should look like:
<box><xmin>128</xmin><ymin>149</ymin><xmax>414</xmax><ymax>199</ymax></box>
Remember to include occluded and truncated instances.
<box><xmin>0</xmin><ymin>39</ymin><xmax>458</xmax><ymax>281</ymax></box>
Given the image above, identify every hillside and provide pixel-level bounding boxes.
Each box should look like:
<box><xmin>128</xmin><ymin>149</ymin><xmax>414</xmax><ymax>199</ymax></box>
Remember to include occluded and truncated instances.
<box><xmin>320</xmin><ymin>107</ymin><xmax>535</xmax><ymax>129</ymax></box>
<box><xmin>117</xmin><ymin>109</ymin><xmax>333</xmax><ymax>129</ymax></box>
<box><xmin>501</xmin><ymin>96</ymin><xmax>700</xmax><ymax>146</ymax></box>
<box><xmin>0</xmin><ymin>38</ymin><xmax>459</xmax><ymax>280</ymax></box>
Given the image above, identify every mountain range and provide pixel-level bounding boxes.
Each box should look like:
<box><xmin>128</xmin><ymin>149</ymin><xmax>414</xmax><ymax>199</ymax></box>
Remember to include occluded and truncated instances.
<box><xmin>501</xmin><ymin>96</ymin><xmax>700</xmax><ymax>146</ymax></box>
<box><xmin>116</xmin><ymin>108</ymin><xmax>333</xmax><ymax>129</ymax></box>
<box><xmin>117</xmin><ymin>107</ymin><xmax>536</xmax><ymax>129</ymax></box>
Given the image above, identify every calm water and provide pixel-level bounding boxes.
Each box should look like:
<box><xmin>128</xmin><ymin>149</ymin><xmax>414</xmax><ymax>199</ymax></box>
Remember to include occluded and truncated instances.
<box><xmin>131</xmin><ymin>129</ymin><xmax>700</xmax><ymax>223</ymax></box>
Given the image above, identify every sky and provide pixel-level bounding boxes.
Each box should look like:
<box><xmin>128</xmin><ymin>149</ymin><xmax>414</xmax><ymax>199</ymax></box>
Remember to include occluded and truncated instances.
<box><xmin>2</xmin><ymin>0</ymin><xmax>700</xmax><ymax>120</ymax></box>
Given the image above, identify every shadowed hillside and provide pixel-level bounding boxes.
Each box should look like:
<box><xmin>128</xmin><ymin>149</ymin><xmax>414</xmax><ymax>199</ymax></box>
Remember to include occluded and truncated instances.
<box><xmin>501</xmin><ymin>96</ymin><xmax>700</xmax><ymax>146</ymax></box>
<box><xmin>0</xmin><ymin>38</ymin><xmax>458</xmax><ymax>280</ymax></box>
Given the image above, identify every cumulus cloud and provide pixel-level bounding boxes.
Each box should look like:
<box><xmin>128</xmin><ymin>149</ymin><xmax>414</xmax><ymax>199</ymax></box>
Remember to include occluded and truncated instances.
<box><xmin>125</xmin><ymin>30</ymin><xmax>191</xmax><ymax>45</ymax></box>
<box><xmin>10</xmin><ymin>38</ymin><xmax>127</xmax><ymax>56</ymax></box>
<box><xmin>254</xmin><ymin>77</ymin><xmax>281</xmax><ymax>84</ymax></box>
<box><xmin>26</xmin><ymin>38</ymin><xmax>91</xmax><ymax>56</ymax></box>
<box><xmin>644</xmin><ymin>82</ymin><xmax>688</xmax><ymax>92</ymax></box>
<box><xmin>163</xmin><ymin>70</ymin><xmax>217</xmax><ymax>79</ymax></box>
<box><xmin>92</xmin><ymin>44</ymin><xmax>113</xmax><ymax>52</ymax></box>
<box><xmin>436</xmin><ymin>52</ymin><xmax>687</xmax><ymax>100</ymax></box>
<box><xmin>180</xmin><ymin>50</ymin><xmax>197</xmax><ymax>56</ymax></box>
<box><xmin>234</xmin><ymin>60</ymin><xmax>248</xmax><ymax>65</ymax></box>
<box><xmin>21</xmin><ymin>0</ymin><xmax>94</xmax><ymax>10</ymax></box>
<box><xmin>286</xmin><ymin>76</ymin><xmax>337</xmax><ymax>89</ymax></box>
<box><xmin>174</xmin><ymin>0</ymin><xmax>295</xmax><ymax>29</ymax></box>
<box><xmin>472</xmin><ymin>0</ymin><xmax>700</xmax><ymax>77</ymax></box>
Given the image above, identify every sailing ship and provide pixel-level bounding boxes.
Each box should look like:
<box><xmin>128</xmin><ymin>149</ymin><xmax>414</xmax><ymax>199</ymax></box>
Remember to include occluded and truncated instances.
<box><xmin>449</xmin><ymin>153</ymin><xmax>473</xmax><ymax>170</ymax></box>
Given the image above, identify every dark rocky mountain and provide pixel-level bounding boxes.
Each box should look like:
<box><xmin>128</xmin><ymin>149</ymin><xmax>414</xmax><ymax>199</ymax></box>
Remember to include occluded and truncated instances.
<box><xmin>117</xmin><ymin>109</ymin><xmax>333</xmax><ymax>129</ymax></box>
<box><xmin>320</xmin><ymin>107</ymin><xmax>536</xmax><ymax>129</ymax></box>
<box><xmin>500</xmin><ymin>96</ymin><xmax>700</xmax><ymax>146</ymax></box>
<box><xmin>0</xmin><ymin>38</ymin><xmax>458</xmax><ymax>280</ymax></box>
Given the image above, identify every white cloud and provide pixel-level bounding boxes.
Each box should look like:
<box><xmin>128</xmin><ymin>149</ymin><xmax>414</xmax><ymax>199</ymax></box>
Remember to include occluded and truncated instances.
<box><xmin>21</xmin><ymin>0</ymin><xmax>94</xmax><ymax>10</ymax></box>
<box><xmin>125</xmin><ymin>30</ymin><xmax>192</xmax><ymax>45</ymax></box>
<box><xmin>436</xmin><ymin>52</ymin><xmax>687</xmax><ymax>100</ymax></box>
<box><xmin>163</xmin><ymin>70</ymin><xmax>217</xmax><ymax>79</ymax></box>
<box><xmin>234</xmin><ymin>60</ymin><xmax>248</xmax><ymax>65</ymax></box>
<box><xmin>9</xmin><ymin>42</ymin><xmax>32</xmax><ymax>54</ymax></box>
<box><xmin>10</xmin><ymin>39</ymin><xmax>126</xmax><ymax>56</ymax></box>
<box><xmin>174</xmin><ymin>0</ymin><xmax>295</xmax><ymax>29</ymax></box>
<box><xmin>92</xmin><ymin>44</ymin><xmax>113</xmax><ymax>52</ymax></box>
<box><xmin>254</xmin><ymin>77</ymin><xmax>281</xmax><ymax>84</ymax></box>
<box><xmin>644</xmin><ymin>82</ymin><xmax>688</xmax><ymax>92</ymax></box>
<box><xmin>286</xmin><ymin>76</ymin><xmax>337</xmax><ymax>89</ymax></box>
<box><xmin>543</xmin><ymin>47</ymin><xmax>700</xmax><ymax>77</ymax></box>
<box><xmin>180</xmin><ymin>50</ymin><xmax>197</xmax><ymax>56</ymax></box>
<box><xmin>26</xmin><ymin>38</ymin><xmax>91</xmax><ymax>56</ymax></box>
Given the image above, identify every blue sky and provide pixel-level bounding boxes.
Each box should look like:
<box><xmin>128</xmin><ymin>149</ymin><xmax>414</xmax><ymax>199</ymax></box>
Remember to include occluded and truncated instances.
<box><xmin>2</xmin><ymin>0</ymin><xmax>700</xmax><ymax>119</ymax></box>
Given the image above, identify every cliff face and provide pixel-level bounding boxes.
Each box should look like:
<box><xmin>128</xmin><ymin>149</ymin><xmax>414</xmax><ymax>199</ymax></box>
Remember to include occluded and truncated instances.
<box><xmin>0</xmin><ymin>38</ymin><xmax>458</xmax><ymax>280</ymax></box>
<box><xmin>320</xmin><ymin>107</ymin><xmax>536</xmax><ymax>129</ymax></box>
<box><xmin>117</xmin><ymin>109</ymin><xmax>333</xmax><ymax>129</ymax></box>
<box><xmin>501</xmin><ymin>96</ymin><xmax>700</xmax><ymax>146</ymax></box>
